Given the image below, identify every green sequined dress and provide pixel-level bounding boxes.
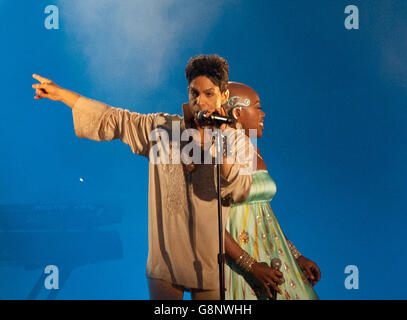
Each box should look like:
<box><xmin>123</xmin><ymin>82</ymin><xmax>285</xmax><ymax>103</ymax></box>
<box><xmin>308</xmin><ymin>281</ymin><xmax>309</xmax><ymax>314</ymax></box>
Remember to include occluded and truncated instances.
<box><xmin>225</xmin><ymin>170</ymin><xmax>319</xmax><ymax>300</ymax></box>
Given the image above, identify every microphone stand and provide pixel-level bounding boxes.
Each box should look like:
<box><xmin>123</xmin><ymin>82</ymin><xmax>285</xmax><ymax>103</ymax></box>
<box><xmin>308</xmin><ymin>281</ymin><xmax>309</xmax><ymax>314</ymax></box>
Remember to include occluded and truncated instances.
<box><xmin>213</xmin><ymin>124</ymin><xmax>225</xmax><ymax>300</ymax></box>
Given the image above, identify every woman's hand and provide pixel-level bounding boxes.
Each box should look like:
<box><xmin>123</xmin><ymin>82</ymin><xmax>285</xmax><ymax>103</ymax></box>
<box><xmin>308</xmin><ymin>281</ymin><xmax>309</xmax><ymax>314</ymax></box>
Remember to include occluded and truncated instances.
<box><xmin>32</xmin><ymin>74</ymin><xmax>80</xmax><ymax>108</ymax></box>
<box><xmin>250</xmin><ymin>262</ymin><xmax>285</xmax><ymax>299</ymax></box>
<box><xmin>296</xmin><ymin>255</ymin><xmax>321</xmax><ymax>286</ymax></box>
<box><xmin>32</xmin><ymin>74</ymin><xmax>63</xmax><ymax>101</ymax></box>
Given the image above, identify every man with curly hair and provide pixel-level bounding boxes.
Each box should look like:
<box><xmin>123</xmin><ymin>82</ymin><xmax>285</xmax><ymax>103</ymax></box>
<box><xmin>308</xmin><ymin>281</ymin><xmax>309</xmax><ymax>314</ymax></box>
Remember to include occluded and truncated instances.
<box><xmin>32</xmin><ymin>54</ymin><xmax>254</xmax><ymax>299</ymax></box>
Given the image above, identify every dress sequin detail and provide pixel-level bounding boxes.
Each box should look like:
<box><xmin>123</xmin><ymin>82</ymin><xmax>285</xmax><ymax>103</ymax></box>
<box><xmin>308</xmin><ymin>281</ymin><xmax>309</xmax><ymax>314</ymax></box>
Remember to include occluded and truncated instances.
<box><xmin>239</xmin><ymin>231</ymin><xmax>249</xmax><ymax>244</ymax></box>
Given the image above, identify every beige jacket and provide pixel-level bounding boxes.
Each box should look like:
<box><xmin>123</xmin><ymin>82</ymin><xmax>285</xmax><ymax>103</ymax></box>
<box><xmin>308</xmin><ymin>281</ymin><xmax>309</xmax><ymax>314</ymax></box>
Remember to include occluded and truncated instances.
<box><xmin>72</xmin><ymin>96</ymin><xmax>253</xmax><ymax>289</ymax></box>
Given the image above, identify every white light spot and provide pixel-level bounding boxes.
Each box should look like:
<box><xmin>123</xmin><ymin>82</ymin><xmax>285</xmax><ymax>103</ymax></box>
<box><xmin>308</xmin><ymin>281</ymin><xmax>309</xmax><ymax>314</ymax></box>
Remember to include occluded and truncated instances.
<box><xmin>79</xmin><ymin>178</ymin><xmax>84</xmax><ymax>182</ymax></box>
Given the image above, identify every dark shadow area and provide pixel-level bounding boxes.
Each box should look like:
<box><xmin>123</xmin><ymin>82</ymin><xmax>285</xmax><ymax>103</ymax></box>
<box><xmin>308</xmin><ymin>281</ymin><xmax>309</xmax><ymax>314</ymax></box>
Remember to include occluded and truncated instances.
<box><xmin>0</xmin><ymin>204</ymin><xmax>123</xmax><ymax>299</ymax></box>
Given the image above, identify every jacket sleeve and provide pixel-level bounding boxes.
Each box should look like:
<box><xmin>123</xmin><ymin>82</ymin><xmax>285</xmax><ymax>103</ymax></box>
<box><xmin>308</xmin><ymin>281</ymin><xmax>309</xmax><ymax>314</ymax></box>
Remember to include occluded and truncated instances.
<box><xmin>72</xmin><ymin>96</ymin><xmax>156</xmax><ymax>157</ymax></box>
<box><xmin>220</xmin><ymin>129</ymin><xmax>255</xmax><ymax>204</ymax></box>
<box><xmin>220</xmin><ymin>165</ymin><xmax>253</xmax><ymax>205</ymax></box>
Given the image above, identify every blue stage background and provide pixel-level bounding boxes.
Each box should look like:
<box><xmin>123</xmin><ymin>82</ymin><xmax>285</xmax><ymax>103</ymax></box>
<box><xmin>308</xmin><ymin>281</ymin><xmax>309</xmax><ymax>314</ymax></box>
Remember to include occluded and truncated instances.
<box><xmin>1</xmin><ymin>0</ymin><xmax>406</xmax><ymax>299</ymax></box>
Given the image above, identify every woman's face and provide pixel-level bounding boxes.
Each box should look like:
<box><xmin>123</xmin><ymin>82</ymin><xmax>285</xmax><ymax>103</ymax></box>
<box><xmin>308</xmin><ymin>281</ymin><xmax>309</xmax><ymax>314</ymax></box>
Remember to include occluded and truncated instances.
<box><xmin>188</xmin><ymin>76</ymin><xmax>228</xmax><ymax>117</ymax></box>
<box><xmin>235</xmin><ymin>91</ymin><xmax>266</xmax><ymax>138</ymax></box>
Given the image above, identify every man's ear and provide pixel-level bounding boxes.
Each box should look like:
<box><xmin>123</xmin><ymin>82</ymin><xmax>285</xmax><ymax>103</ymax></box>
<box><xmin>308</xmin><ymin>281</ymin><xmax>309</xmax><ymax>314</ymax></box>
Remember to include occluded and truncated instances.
<box><xmin>221</xmin><ymin>89</ymin><xmax>230</xmax><ymax>105</ymax></box>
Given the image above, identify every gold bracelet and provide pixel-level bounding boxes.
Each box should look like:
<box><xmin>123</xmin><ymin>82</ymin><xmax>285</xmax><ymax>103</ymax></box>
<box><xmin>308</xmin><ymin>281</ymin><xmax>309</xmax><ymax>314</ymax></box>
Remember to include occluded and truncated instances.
<box><xmin>287</xmin><ymin>240</ymin><xmax>302</xmax><ymax>259</ymax></box>
<box><xmin>236</xmin><ymin>251</ymin><xmax>257</xmax><ymax>272</ymax></box>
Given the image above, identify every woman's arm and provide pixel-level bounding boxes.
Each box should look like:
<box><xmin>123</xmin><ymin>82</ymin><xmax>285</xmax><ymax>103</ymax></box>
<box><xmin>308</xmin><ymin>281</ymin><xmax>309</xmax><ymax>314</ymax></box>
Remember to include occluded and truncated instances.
<box><xmin>225</xmin><ymin>231</ymin><xmax>284</xmax><ymax>298</ymax></box>
<box><xmin>283</xmin><ymin>234</ymin><xmax>321</xmax><ymax>286</ymax></box>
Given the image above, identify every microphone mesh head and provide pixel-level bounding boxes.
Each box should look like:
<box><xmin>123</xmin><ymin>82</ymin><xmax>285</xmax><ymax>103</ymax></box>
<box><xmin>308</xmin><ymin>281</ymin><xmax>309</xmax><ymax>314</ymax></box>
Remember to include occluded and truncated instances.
<box><xmin>270</xmin><ymin>257</ymin><xmax>282</xmax><ymax>270</ymax></box>
<box><xmin>196</xmin><ymin>110</ymin><xmax>210</xmax><ymax>124</ymax></box>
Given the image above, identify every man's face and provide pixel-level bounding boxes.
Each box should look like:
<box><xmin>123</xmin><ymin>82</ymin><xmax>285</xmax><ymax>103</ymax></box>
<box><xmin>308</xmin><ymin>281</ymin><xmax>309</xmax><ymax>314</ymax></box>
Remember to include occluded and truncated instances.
<box><xmin>187</xmin><ymin>76</ymin><xmax>226</xmax><ymax>118</ymax></box>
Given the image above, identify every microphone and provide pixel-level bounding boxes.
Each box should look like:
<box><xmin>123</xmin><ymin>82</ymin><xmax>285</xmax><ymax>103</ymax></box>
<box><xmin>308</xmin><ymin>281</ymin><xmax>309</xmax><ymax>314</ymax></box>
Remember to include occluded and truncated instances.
<box><xmin>196</xmin><ymin>110</ymin><xmax>235</xmax><ymax>125</ymax></box>
<box><xmin>270</xmin><ymin>257</ymin><xmax>282</xmax><ymax>301</ymax></box>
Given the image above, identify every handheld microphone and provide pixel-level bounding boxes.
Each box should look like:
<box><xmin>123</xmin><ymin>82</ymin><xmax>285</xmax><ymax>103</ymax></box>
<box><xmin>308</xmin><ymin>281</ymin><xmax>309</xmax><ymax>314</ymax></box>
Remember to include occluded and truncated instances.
<box><xmin>196</xmin><ymin>110</ymin><xmax>235</xmax><ymax>125</ymax></box>
<box><xmin>269</xmin><ymin>257</ymin><xmax>282</xmax><ymax>301</ymax></box>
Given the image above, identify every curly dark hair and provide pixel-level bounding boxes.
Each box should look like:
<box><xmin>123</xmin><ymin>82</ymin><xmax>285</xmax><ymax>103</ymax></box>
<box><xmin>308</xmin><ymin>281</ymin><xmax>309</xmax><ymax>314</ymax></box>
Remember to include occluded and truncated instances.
<box><xmin>185</xmin><ymin>54</ymin><xmax>229</xmax><ymax>93</ymax></box>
